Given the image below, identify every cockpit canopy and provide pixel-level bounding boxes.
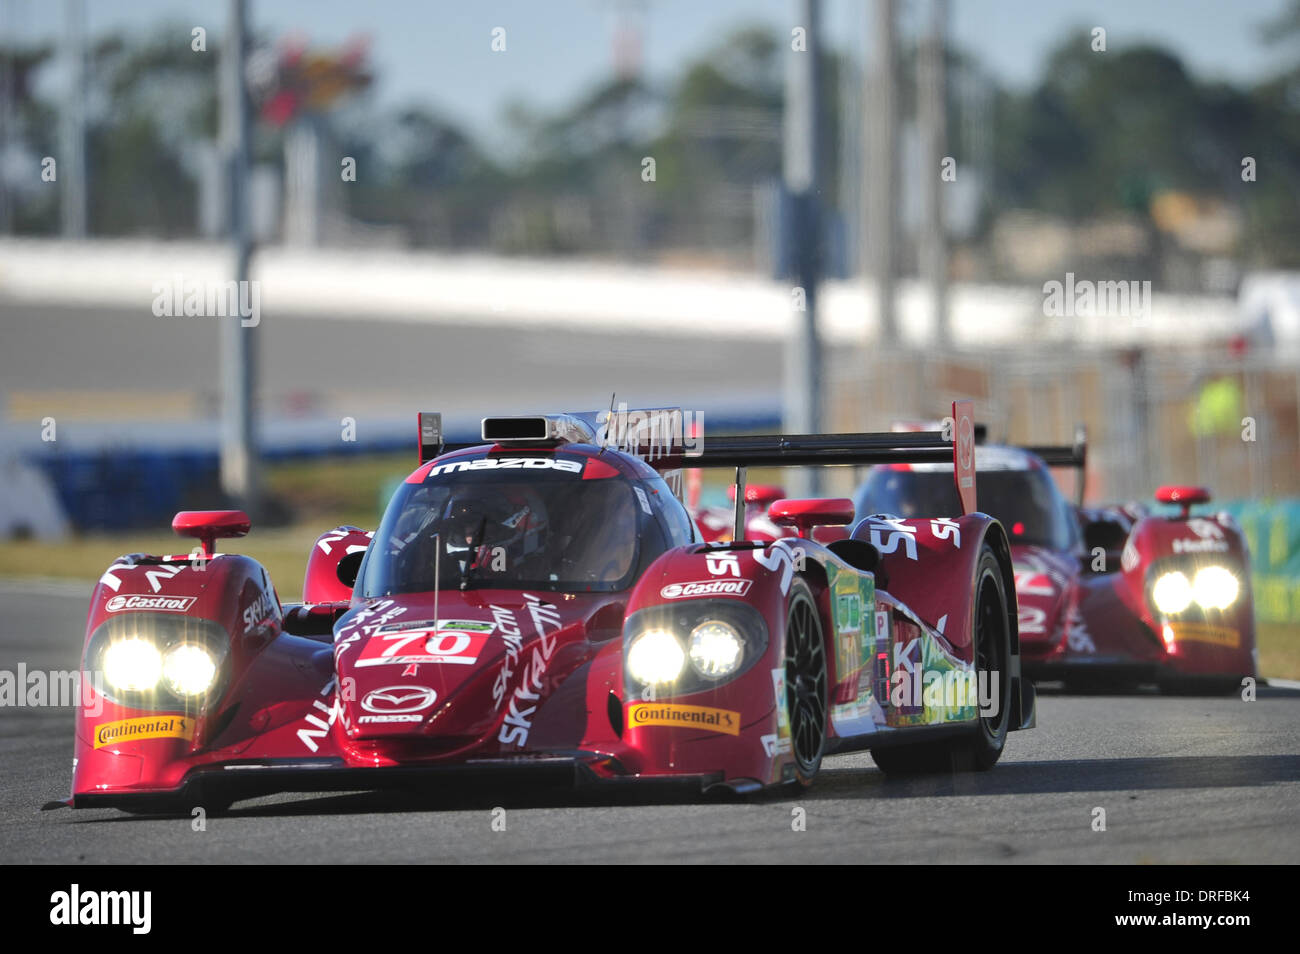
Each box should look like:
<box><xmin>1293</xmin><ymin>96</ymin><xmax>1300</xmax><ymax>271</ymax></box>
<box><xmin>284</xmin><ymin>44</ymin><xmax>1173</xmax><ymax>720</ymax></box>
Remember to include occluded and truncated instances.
<box><xmin>359</xmin><ymin>450</ymin><xmax>695</xmax><ymax>596</ymax></box>
<box><xmin>855</xmin><ymin>460</ymin><xmax>1079</xmax><ymax>551</ymax></box>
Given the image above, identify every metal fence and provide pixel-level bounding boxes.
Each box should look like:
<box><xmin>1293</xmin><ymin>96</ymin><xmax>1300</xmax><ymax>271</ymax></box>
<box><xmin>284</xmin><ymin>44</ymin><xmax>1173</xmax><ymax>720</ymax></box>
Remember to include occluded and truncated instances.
<box><xmin>825</xmin><ymin>346</ymin><xmax>1300</xmax><ymax>507</ymax></box>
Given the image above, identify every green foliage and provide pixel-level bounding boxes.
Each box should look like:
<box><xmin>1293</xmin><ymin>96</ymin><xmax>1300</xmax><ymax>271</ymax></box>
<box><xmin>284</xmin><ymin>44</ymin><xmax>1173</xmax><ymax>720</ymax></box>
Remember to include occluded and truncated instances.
<box><xmin>3</xmin><ymin>18</ymin><xmax>1299</xmax><ymax>265</ymax></box>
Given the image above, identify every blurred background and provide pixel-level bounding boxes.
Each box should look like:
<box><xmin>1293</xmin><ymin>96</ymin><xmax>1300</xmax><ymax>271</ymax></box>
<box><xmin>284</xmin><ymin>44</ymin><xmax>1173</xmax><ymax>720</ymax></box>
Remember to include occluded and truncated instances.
<box><xmin>0</xmin><ymin>0</ymin><xmax>1298</xmax><ymax>623</ymax></box>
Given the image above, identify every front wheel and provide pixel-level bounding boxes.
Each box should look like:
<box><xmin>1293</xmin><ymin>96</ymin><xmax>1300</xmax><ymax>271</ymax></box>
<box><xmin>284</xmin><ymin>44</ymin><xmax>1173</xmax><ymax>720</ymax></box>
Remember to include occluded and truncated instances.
<box><xmin>784</xmin><ymin>580</ymin><xmax>828</xmax><ymax>786</ymax></box>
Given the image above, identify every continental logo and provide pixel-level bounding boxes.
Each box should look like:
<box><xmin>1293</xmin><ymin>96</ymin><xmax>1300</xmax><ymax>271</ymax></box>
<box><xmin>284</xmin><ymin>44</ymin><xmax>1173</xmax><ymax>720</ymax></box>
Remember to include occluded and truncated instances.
<box><xmin>105</xmin><ymin>594</ymin><xmax>196</xmax><ymax>613</ymax></box>
<box><xmin>93</xmin><ymin>715</ymin><xmax>195</xmax><ymax>749</ymax></box>
<box><xmin>1167</xmin><ymin>623</ymin><xmax>1240</xmax><ymax>648</ymax></box>
<box><xmin>660</xmin><ymin>579</ymin><xmax>752</xmax><ymax>599</ymax></box>
<box><xmin>625</xmin><ymin>702</ymin><xmax>741</xmax><ymax>736</ymax></box>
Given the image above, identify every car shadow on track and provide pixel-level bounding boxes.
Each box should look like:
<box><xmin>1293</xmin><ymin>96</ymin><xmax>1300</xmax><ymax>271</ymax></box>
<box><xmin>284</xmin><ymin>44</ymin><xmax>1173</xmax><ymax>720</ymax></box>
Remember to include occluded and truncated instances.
<box><xmin>1033</xmin><ymin>683</ymin><xmax>1300</xmax><ymax>699</ymax></box>
<box><xmin>811</xmin><ymin>753</ymin><xmax>1300</xmax><ymax>800</ymax></box>
<box><xmin>65</xmin><ymin>779</ymin><xmax>742</xmax><ymax>823</ymax></box>
<box><xmin>66</xmin><ymin>751</ymin><xmax>1299</xmax><ymax>822</ymax></box>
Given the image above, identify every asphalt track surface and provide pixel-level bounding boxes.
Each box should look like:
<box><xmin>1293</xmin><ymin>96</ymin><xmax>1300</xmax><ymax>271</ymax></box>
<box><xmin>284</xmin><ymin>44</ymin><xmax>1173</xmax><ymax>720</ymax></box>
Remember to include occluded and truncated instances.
<box><xmin>1</xmin><ymin>581</ymin><xmax>1297</xmax><ymax>864</ymax></box>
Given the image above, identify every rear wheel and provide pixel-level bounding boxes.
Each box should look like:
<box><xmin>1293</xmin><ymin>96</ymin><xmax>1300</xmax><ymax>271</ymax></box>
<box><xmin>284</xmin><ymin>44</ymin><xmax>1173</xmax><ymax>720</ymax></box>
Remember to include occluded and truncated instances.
<box><xmin>872</xmin><ymin>544</ymin><xmax>1011</xmax><ymax>775</ymax></box>
<box><xmin>784</xmin><ymin>580</ymin><xmax>828</xmax><ymax>786</ymax></box>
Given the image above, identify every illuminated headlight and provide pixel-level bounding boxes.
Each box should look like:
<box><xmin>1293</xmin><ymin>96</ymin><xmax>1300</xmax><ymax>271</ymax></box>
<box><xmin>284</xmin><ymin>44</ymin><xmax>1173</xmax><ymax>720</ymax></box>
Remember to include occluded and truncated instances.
<box><xmin>1151</xmin><ymin>571</ymin><xmax>1193</xmax><ymax>614</ymax></box>
<box><xmin>1193</xmin><ymin>565</ymin><xmax>1239</xmax><ymax>610</ymax></box>
<box><xmin>688</xmin><ymin>621</ymin><xmax>743</xmax><ymax>678</ymax></box>
<box><xmin>103</xmin><ymin>638</ymin><xmax>163</xmax><ymax>692</ymax></box>
<box><xmin>162</xmin><ymin>644</ymin><xmax>218</xmax><ymax>696</ymax></box>
<box><xmin>627</xmin><ymin>629</ymin><xmax>685</xmax><ymax>684</ymax></box>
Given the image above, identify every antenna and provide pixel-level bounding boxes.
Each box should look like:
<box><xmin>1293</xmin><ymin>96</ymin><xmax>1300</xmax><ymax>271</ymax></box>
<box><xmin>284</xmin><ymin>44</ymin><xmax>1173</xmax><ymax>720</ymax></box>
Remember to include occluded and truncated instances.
<box><xmin>433</xmin><ymin>532</ymin><xmax>440</xmax><ymax>633</ymax></box>
<box><xmin>599</xmin><ymin>392</ymin><xmax>617</xmax><ymax>453</ymax></box>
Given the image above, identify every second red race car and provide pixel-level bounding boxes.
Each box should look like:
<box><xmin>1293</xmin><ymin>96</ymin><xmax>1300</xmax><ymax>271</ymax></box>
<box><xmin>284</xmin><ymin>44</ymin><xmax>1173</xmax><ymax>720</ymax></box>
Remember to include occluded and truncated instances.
<box><xmin>61</xmin><ymin>402</ymin><xmax>1034</xmax><ymax>813</ymax></box>
<box><xmin>853</xmin><ymin>428</ymin><xmax>1257</xmax><ymax>693</ymax></box>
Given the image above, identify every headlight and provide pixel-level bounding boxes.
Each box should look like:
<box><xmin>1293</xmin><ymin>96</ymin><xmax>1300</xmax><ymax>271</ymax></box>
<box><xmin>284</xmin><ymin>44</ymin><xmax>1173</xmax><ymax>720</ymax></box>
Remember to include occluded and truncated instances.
<box><xmin>103</xmin><ymin>638</ymin><xmax>163</xmax><ymax>691</ymax></box>
<box><xmin>162</xmin><ymin>644</ymin><xmax>218</xmax><ymax>696</ymax></box>
<box><xmin>1151</xmin><ymin>571</ymin><xmax>1193</xmax><ymax>614</ymax></box>
<box><xmin>1193</xmin><ymin>565</ymin><xmax>1239</xmax><ymax>610</ymax></box>
<box><xmin>627</xmin><ymin>629</ymin><xmax>685</xmax><ymax>684</ymax></box>
<box><xmin>689</xmin><ymin>621</ymin><xmax>743</xmax><ymax>678</ymax></box>
<box><xmin>622</xmin><ymin>599</ymin><xmax>769</xmax><ymax>695</ymax></box>
<box><xmin>86</xmin><ymin>612</ymin><xmax>230</xmax><ymax>708</ymax></box>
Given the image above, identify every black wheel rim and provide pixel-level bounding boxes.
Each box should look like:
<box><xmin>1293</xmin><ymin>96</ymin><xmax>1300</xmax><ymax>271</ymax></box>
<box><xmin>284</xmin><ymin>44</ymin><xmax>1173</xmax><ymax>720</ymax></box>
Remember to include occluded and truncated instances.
<box><xmin>974</xmin><ymin>571</ymin><xmax>1009</xmax><ymax>738</ymax></box>
<box><xmin>784</xmin><ymin>595</ymin><xmax>826</xmax><ymax>774</ymax></box>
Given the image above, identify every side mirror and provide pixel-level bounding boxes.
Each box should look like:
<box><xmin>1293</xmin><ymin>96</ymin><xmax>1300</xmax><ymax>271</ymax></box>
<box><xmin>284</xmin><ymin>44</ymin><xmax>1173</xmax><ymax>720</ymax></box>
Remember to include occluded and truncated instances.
<box><xmin>172</xmin><ymin>510</ymin><xmax>251</xmax><ymax>557</ymax></box>
<box><xmin>730</xmin><ymin>483</ymin><xmax>786</xmax><ymax>506</ymax></box>
<box><xmin>1155</xmin><ymin>485</ymin><xmax>1210</xmax><ymax>518</ymax></box>
<box><xmin>769</xmin><ymin>498</ymin><xmax>855</xmax><ymax>538</ymax></box>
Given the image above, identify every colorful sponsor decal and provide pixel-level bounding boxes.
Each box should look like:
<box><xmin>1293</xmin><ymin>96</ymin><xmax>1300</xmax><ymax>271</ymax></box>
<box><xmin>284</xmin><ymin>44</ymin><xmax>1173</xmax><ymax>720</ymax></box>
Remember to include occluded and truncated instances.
<box><xmin>827</xmin><ymin>563</ymin><xmax>876</xmax><ymax>706</ymax></box>
<box><xmin>863</xmin><ymin>600</ymin><xmax>983</xmax><ymax>729</ymax></box>
<box><xmin>871</xmin><ymin>608</ymin><xmax>892</xmax><ymax>707</ymax></box>
<box><xmin>93</xmin><ymin>714</ymin><xmax>195</xmax><ymax>748</ymax></box>
<box><xmin>772</xmin><ymin>667</ymin><xmax>791</xmax><ymax>742</ymax></box>
<box><xmin>660</xmin><ymin>579</ymin><xmax>752</xmax><ymax>599</ymax></box>
<box><xmin>105</xmin><ymin>594</ymin><xmax>196</xmax><ymax>613</ymax></box>
<box><xmin>625</xmin><ymin>702</ymin><xmax>741</xmax><ymax>735</ymax></box>
<box><xmin>1166</xmin><ymin>622</ymin><xmax>1240</xmax><ymax>648</ymax></box>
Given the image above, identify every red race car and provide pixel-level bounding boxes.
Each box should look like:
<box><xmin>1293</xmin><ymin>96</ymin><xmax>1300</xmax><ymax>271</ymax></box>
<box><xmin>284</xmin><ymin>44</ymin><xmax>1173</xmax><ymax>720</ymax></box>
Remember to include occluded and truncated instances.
<box><xmin>854</xmin><ymin>431</ymin><xmax>1257</xmax><ymax>693</ymax></box>
<box><xmin>62</xmin><ymin>402</ymin><xmax>1034</xmax><ymax>813</ymax></box>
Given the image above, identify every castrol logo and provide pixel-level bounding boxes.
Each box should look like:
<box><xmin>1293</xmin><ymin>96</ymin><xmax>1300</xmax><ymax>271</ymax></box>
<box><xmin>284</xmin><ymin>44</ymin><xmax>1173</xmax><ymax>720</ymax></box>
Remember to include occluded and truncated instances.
<box><xmin>105</xmin><ymin>594</ymin><xmax>197</xmax><ymax>613</ymax></box>
<box><xmin>660</xmin><ymin>579</ymin><xmax>753</xmax><ymax>599</ymax></box>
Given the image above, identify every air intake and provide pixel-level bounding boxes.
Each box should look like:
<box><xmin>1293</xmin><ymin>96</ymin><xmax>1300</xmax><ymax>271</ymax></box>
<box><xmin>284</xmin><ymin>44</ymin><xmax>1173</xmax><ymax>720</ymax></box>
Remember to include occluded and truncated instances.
<box><xmin>481</xmin><ymin>414</ymin><xmax>597</xmax><ymax>446</ymax></box>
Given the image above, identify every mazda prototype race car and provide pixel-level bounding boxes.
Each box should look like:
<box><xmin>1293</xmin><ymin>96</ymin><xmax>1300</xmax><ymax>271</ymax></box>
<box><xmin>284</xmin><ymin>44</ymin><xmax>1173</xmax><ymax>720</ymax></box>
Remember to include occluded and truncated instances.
<box><xmin>61</xmin><ymin>403</ymin><xmax>1034</xmax><ymax>813</ymax></box>
<box><xmin>853</xmin><ymin>432</ymin><xmax>1257</xmax><ymax>692</ymax></box>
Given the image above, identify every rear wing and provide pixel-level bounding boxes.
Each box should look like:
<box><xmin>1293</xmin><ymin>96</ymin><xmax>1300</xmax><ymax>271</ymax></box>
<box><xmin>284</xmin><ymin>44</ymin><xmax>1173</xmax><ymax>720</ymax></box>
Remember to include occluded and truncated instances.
<box><xmin>662</xmin><ymin>400</ymin><xmax>979</xmax><ymax>536</ymax></box>
<box><xmin>417</xmin><ymin>402</ymin><xmax>980</xmax><ymax>538</ymax></box>
<box><xmin>1022</xmin><ymin>424</ymin><xmax>1087</xmax><ymax>505</ymax></box>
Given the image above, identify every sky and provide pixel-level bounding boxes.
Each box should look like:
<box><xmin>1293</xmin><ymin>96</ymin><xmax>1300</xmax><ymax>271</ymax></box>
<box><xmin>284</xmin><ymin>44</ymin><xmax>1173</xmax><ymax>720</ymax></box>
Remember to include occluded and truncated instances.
<box><xmin>4</xmin><ymin>0</ymin><xmax>1294</xmax><ymax>149</ymax></box>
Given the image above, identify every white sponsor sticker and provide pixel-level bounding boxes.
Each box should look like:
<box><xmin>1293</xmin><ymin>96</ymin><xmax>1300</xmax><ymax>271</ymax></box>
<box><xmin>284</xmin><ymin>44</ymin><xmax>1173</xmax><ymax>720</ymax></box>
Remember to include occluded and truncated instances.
<box><xmin>428</xmin><ymin>457</ymin><xmax>583</xmax><ymax>477</ymax></box>
<box><xmin>105</xmin><ymin>594</ymin><xmax>197</xmax><ymax>613</ymax></box>
<box><xmin>361</xmin><ymin>685</ymin><xmax>438</xmax><ymax>713</ymax></box>
<box><xmin>660</xmin><ymin>579</ymin><xmax>753</xmax><ymax>599</ymax></box>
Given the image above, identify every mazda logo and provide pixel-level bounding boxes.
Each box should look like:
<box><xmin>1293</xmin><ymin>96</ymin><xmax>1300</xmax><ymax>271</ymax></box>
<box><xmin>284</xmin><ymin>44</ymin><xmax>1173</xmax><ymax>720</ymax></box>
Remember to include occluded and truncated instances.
<box><xmin>361</xmin><ymin>685</ymin><xmax>438</xmax><ymax>713</ymax></box>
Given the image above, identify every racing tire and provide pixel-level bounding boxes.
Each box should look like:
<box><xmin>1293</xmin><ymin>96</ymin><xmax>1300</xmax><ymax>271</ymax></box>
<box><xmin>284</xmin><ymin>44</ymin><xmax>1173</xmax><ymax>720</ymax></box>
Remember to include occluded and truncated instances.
<box><xmin>784</xmin><ymin>579</ymin><xmax>828</xmax><ymax>787</ymax></box>
<box><xmin>872</xmin><ymin>543</ymin><xmax>1012</xmax><ymax>776</ymax></box>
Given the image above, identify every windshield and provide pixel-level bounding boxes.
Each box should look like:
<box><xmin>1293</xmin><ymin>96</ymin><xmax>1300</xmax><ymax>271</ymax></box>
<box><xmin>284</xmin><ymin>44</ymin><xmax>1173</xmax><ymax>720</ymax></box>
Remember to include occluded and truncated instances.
<box><xmin>360</xmin><ymin>459</ymin><xmax>688</xmax><ymax>595</ymax></box>
<box><xmin>855</xmin><ymin>467</ymin><xmax>1078</xmax><ymax>551</ymax></box>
